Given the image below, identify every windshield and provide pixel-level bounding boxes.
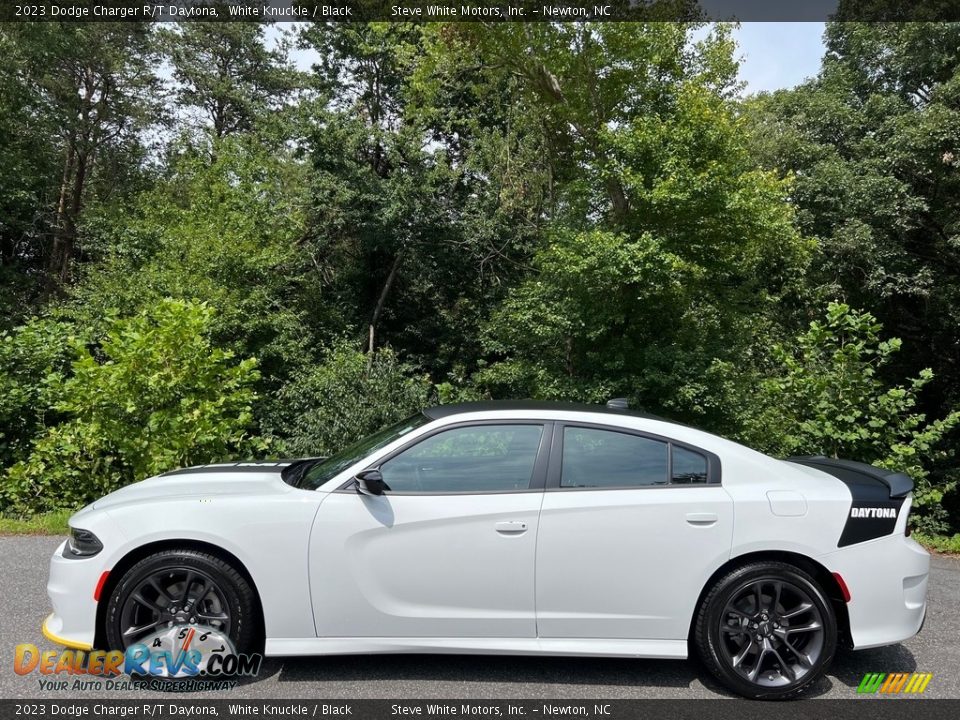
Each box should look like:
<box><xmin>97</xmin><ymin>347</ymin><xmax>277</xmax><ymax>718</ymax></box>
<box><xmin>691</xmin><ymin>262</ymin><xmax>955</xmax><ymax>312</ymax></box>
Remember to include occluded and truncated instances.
<box><xmin>299</xmin><ymin>413</ymin><xmax>432</xmax><ymax>490</ymax></box>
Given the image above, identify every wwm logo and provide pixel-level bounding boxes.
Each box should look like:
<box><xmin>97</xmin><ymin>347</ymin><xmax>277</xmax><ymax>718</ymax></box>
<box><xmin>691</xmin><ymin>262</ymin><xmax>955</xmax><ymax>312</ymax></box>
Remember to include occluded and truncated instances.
<box><xmin>857</xmin><ymin>672</ymin><xmax>933</xmax><ymax>694</ymax></box>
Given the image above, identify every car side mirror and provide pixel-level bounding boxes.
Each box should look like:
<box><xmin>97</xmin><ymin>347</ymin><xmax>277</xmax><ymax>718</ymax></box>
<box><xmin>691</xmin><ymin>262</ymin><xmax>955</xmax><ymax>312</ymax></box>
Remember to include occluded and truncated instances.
<box><xmin>355</xmin><ymin>469</ymin><xmax>388</xmax><ymax>497</ymax></box>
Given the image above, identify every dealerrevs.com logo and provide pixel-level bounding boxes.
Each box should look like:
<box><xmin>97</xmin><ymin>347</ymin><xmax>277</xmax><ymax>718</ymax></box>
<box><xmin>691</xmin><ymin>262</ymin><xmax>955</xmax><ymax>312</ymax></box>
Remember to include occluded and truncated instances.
<box><xmin>857</xmin><ymin>672</ymin><xmax>934</xmax><ymax>695</ymax></box>
<box><xmin>15</xmin><ymin>625</ymin><xmax>262</xmax><ymax>691</ymax></box>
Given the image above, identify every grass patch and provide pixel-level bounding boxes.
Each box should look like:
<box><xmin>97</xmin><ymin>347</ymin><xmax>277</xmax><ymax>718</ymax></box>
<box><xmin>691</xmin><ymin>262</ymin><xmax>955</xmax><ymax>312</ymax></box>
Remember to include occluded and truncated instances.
<box><xmin>913</xmin><ymin>532</ymin><xmax>960</xmax><ymax>556</ymax></box>
<box><xmin>0</xmin><ymin>510</ymin><xmax>72</xmax><ymax>535</ymax></box>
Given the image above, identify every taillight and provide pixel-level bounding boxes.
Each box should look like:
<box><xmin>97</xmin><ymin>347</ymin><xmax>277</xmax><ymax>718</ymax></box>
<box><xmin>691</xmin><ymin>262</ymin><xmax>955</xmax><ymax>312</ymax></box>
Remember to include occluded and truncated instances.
<box><xmin>832</xmin><ymin>572</ymin><xmax>852</xmax><ymax>603</ymax></box>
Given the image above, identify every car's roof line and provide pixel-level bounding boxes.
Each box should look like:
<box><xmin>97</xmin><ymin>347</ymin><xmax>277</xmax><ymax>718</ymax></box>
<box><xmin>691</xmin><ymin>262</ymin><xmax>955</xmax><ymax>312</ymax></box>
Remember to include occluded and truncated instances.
<box><xmin>422</xmin><ymin>400</ymin><xmax>673</xmax><ymax>424</ymax></box>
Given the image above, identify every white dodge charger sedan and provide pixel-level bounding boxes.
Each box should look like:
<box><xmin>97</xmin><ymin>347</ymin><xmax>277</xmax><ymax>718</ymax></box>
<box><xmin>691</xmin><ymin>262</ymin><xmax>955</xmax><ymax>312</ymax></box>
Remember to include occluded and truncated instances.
<box><xmin>43</xmin><ymin>401</ymin><xmax>929</xmax><ymax>699</ymax></box>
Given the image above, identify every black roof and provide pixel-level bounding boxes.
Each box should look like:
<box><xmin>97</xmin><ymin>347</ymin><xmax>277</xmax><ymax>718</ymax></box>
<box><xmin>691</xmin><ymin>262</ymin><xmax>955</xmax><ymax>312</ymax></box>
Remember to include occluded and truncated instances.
<box><xmin>423</xmin><ymin>400</ymin><xmax>669</xmax><ymax>423</ymax></box>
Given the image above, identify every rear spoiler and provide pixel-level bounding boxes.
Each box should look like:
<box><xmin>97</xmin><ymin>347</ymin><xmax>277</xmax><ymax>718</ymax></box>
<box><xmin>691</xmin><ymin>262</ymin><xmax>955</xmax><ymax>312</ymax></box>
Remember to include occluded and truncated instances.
<box><xmin>785</xmin><ymin>455</ymin><xmax>913</xmax><ymax>498</ymax></box>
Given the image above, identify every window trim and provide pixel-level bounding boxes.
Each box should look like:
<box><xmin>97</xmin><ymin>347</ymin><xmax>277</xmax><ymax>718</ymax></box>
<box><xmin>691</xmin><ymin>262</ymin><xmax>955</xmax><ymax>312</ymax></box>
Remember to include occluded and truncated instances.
<box><xmin>335</xmin><ymin>420</ymin><xmax>555</xmax><ymax>495</ymax></box>
<box><xmin>545</xmin><ymin>421</ymin><xmax>722</xmax><ymax>491</ymax></box>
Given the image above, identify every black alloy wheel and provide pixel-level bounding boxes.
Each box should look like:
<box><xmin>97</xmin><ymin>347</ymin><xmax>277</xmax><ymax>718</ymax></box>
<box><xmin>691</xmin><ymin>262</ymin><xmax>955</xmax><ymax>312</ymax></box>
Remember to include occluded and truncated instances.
<box><xmin>718</xmin><ymin>578</ymin><xmax>825</xmax><ymax>686</ymax></box>
<box><xmin>117</xmin><ymin>566</ymin><xmax>231</xmax><ymax>645</ymax></box>
<box><xmin>104</xmin><ymin>549</ymin><xmax>257</xmax><ymax>654</ymax></box>
<box><xmin>695</xmin><ymin>561</ymin><xmax>837</xmax><ymax>700</ymax></box>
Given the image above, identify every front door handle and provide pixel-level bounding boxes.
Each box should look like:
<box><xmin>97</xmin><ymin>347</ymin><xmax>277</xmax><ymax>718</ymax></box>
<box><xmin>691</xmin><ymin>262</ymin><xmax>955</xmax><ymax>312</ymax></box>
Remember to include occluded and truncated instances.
<box><xmin>686</xmin><ymin>512</ymin><xmax>718</xmax><ymax>526</ymax></box>
<box><xmin>495</xmin><ymin>521</ymin><xmax>528</xmax><ymax>535</ymax></box>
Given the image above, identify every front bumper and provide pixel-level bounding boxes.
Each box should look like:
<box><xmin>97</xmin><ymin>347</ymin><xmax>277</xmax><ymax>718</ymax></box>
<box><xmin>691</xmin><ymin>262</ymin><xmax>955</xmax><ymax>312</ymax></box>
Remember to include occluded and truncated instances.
<box><xmin>42</xmin><ymin>612</ymin><xmax>92</xmax><ymax>651</ymax></box>
<box><xmin>44</xmin><ymin>539</ymin><xmax>104</xmax><ymax>650</ymax></box>
<box><xmin>821</xmin><ymin>533</ymin><xmax>929</xmax><ymax>650</ymax></box>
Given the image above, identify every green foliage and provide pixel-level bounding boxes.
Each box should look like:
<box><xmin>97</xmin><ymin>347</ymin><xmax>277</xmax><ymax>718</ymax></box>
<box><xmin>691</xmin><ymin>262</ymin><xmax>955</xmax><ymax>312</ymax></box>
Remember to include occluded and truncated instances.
<box><xmin>743</xmin><ymin>303</ymin><xmax>960</xmax><ymax>532</ymax></box>
<box><xmin>160</xmin><ymin>22</ymin><xmax>298</xmax><ymax>139</ymax></box>
<box><xmin>468</xmin><ymin>27</ymin><xmax>810</xmax><ymax>425</ymax></box>
<box><xmin>2</xmin><ymin>299</ymin><xmax>264</xmax><ymax>515</ymax></box>
<box><xmin>264</xmin><ymin>342</ymin><xmax>432</xmax><ymax>457</ymax></box>
<box><xmin>63</xmin><ymin>135</ymin><xmax>321</xmax><ymax>391</ymax></box>
<box><xmin>911</xmin><ymin>532</ymin><xmax>960</xmax><ymax>556</ymax></box>
<box><xmin>0</xmin><ymin>29</ymin><xmax>60</xmax><ymax>319</ymax></box>
<box><xmin>3</xmin><ymin>19</ymin><xmax>960</xmax><ymax>534</ymax></box>
<box><xmin>2</xmin><ymin>23</ymin><xmax>162</xmax><ymax>288</ymax></box>
<box><xmin>298</xmin><ymin>22</ymin><xmax>519</xmax><ymax>380</ymax></box>
<box><xmin>0</xmin><ymin>319</ymin><xmax>77</xmax><ymax>470</ymax></box>
<box><xmin>746</xmin><ymin>22</ymin><xmax>960</xmax><ymax>417</ymax></box>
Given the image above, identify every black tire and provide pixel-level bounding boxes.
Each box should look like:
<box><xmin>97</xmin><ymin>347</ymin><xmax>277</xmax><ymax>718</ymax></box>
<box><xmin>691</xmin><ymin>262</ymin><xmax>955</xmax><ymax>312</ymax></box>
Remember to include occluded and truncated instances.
<box><xmin>104</xmin><ymin>549</ymin><xmax>257</xmax><ymax>655</ymax></box>
<box><xmin>694</xmin><ymin>561</ymin><xmax>837</xmax><ymax>700</ymax></box>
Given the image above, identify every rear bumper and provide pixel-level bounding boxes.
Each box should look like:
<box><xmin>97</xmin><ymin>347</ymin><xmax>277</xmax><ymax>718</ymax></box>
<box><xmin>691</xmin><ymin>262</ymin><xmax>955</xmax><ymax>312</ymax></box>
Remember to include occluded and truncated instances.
<box><xmin>820</xmin><ymin>533</ymin><xmax>929</xmax><ymax>650</ymax></box>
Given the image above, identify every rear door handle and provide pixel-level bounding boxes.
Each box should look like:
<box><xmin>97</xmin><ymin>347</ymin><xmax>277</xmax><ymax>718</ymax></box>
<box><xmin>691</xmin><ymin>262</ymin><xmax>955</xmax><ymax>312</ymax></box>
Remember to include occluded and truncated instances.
<box><xmin>495</xmin><ymin>521</ymin><xmax>528</xmax><ymax>534</ymax></box>
<box><xmin>686</xmin><ymin>512</ymin><xmax>718</xmax><ymax>526</ymax></box>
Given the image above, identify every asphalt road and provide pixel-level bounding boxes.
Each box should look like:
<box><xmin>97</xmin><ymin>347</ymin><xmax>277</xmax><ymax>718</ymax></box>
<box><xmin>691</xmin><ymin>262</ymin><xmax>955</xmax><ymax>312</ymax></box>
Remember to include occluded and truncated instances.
<box><xmin>2</xmin><ymin>535</ymin><xmax>958</xmax><ymax>700</ymax></box>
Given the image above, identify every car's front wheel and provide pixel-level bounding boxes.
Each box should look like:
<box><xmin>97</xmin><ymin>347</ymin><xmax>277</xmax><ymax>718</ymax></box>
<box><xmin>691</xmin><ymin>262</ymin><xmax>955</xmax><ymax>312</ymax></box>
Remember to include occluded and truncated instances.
<box><xmin>104</xmin><ymin>548</ymin><xmax>257</xmax><ymax>655</ymax></box>
<box><xmin>694</xmin><ymin>561</ymin><xmax>837</xmax><ymax>700</ymax></box>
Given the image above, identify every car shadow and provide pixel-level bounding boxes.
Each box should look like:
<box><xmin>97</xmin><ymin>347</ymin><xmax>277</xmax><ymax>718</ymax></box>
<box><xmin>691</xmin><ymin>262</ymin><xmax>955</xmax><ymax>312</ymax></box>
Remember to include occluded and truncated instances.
<box><xmin>829</xmin><ymin>645</ymin><xmax>918</xmax><ymax>689</ymax></box>
<box><xmin>781</xmin><ymin>645</ymin><xmax>918</xmax><ymax>699</ymax></box>
<box><xmin>265</xmin><ymin>654</ymin><xmax>737</xmax><ymax>695</ymax></box>
<box><xmin>245</xmin><ymin>644</ymin><xmax>916</xmax><ymax>698</ymax></box>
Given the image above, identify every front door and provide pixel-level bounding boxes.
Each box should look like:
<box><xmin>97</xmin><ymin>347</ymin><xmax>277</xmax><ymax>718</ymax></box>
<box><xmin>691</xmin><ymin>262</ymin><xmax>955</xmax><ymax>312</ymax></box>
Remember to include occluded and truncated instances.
<box><xmin>310</xmin><ymin>422</ymin><xmax>550</xmax><ymax>638</ymax></box>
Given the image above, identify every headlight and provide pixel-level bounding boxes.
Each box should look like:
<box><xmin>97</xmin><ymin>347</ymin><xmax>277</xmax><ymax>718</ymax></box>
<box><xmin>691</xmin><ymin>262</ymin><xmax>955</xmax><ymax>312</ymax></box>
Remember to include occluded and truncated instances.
<box><xmin>63</xmin><ymin>528</ymin><xmax>103</xmax><ymax>558</ymax></box>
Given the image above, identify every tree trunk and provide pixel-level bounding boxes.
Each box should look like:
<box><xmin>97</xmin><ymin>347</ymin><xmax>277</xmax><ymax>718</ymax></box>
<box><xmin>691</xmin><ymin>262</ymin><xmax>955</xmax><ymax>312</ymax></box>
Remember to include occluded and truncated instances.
<box><xmin>605</xmin><ymin>175</ymin><xmax>630</xmax><ymax>226</ymax></box>
<box><xmin>48</xmin><ymin>141</ymin><xmax>77</xmax><ymax>291</ymax></box>
<box><xmin>61</xmin><ymin>149</ymin><xmax>89</xmax><ymax>284</ymax></box>
<box><xmin>49</xmin><ymin>66</ymin><xmax>96</xmax><ymax>290</ymax></box>
<box><xmin>367</xmin><ymin>253</ymin><xmax>403</xmax><ymax>365</ymax></box>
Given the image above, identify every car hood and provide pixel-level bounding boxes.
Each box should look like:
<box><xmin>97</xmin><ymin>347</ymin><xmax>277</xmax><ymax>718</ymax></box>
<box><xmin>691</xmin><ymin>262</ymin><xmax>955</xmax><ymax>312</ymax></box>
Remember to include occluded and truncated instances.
<box><xmin>90</xmin><ymin>461</ymin><xmax>296</xmax><ymax>511</ymax></box>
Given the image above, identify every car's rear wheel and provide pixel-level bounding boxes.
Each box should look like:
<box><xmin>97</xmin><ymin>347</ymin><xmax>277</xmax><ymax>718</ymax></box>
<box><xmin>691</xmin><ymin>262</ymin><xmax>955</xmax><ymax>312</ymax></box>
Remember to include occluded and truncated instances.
<box><xmin>104</xmin><ymin>549</ymin><xmax>257</xmax><ymax>655</ymax></box>
<box><xmin>694</xmin><ymin>561</ymin><xmax>837</xmax><ymax>700</ymax></box>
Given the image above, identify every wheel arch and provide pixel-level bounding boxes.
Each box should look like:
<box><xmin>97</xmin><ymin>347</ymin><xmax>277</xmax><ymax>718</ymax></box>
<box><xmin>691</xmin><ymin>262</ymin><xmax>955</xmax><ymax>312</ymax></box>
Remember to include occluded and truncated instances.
<box><xmin>688</xmin><ymin>550</ymin><xmax>852</xmax><ymax>649</ymax></box>
<box><xmin>94</xmin><ymin>538</ymin><xmax>265</xmax><ymax>651</ymax></box>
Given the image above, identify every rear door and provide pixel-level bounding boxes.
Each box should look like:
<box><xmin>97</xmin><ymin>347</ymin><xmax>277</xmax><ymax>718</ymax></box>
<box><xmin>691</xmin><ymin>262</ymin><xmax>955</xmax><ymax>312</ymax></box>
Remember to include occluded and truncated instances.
<box><xmin>535</xmin><ymin>423</ymin><xmax>734</xmax><ymax>640</ymax></box>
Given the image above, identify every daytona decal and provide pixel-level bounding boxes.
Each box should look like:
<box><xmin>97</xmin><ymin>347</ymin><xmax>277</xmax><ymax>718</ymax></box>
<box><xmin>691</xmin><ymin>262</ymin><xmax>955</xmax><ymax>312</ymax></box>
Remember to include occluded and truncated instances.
<box><xmin>850</xmin><ymin>507</ymin><xmax>898</xmax><ymax>519</ymax></box>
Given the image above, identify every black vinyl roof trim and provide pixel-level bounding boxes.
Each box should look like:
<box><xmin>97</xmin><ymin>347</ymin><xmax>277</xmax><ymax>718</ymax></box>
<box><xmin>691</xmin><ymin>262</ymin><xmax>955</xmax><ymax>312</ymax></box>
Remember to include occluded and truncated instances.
<box><xmin>422</xmin><ymin>400</ymin><xmax>669</xmax><ymax>423</ymax></box>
